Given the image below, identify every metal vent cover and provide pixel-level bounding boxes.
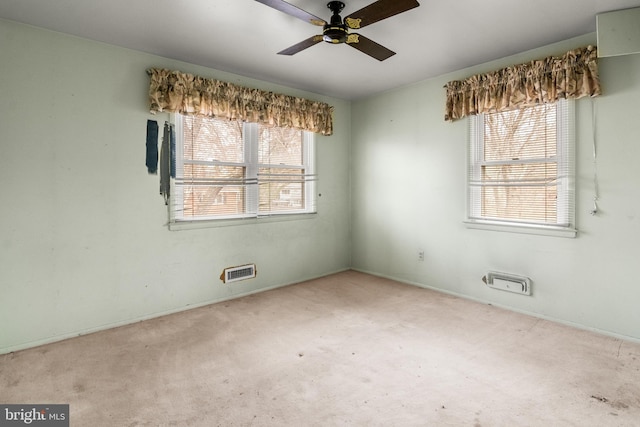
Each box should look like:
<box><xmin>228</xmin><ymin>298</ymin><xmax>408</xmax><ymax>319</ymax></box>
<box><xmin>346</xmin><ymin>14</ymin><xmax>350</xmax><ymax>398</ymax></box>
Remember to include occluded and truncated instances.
<box><xmin>221</xmin><ymin>264</ymin><xmax>256</xmax><ymax>284</ymax></box>
<box><xmin>482</xmin><ymin>271</ymin><xmax>531</xmax><ymax>295</ymax></box>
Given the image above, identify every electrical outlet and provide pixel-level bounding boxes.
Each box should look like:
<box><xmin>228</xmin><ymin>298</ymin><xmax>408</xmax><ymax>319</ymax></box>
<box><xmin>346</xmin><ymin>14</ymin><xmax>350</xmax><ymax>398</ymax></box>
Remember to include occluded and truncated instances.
<box><xmin>418</xmin><ymin>250</ymin><xmax>425</xmax><ymax>261</ymax></box>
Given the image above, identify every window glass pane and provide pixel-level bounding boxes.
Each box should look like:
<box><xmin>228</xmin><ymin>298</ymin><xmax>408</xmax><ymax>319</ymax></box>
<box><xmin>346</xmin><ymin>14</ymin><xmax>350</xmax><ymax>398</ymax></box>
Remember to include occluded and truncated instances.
<box><xmin>258</xmin><ymin>125</ymin><xmax>303</xmax><ymax>165</ymax></box>
<box><xmin>468</xmin><ymin>99</ymin><xmax>574</xmax><ymax>233</ymax></box>
<box><xmin>484</xmin><ymin>104</ymin><xmax>556</xmax><ymax>162</ymax></box>
<box><xmin>183</xmin><ymin>164</ymin><xmax>244</xmax><ymax>181</ymax></box>
<box><xmin>258</xmin><ymin>167</ymin><xmax>305</xmax><ymax>212</ymax></box>
<box><xmin>182</xmin><ymin>184</ymin><xmax>246</xmax><ymax>218</ymax></box>
<box><xmin>173</xmin><ymin>114</ymin><xmax>315</xmax><ymax>224</ymax></box>
<box><xmin>481</xmin><ymin>185</ymin><xmax>557</xmax><ymax>222</ymax></box>
<box><xmin>479</xmin><ymin>103</ymin><xmax>559</xmax><ymax>224</ymax></box>
<box><xmin>181</xmin><ymin>165</ymin><xmax>246</xmax><ymax>218</ymax></box>
<box><xmin>481</xmin><ymin>164</ymin><xmax>558</xmax><ymax>222</ymax></box>
<box><xmin>183</xmin><ymin>115</ymin><xmax>244</xmax><ymax>163</ymax></box>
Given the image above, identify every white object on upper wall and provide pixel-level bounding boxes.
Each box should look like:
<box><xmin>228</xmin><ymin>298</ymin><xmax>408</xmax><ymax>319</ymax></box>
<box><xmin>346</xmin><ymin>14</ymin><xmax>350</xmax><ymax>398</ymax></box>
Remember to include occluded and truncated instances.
<box><xmin>597</xmin><ymin>7</ymin><xmax>640</xmax><ymax>57</ymax></box>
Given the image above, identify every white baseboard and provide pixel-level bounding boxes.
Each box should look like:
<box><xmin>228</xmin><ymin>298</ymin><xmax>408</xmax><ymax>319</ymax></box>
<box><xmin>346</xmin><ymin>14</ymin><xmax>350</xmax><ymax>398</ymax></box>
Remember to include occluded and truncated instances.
<box><xmin>351</xmin><ymin>267</ymin><xmax>640</xmax><ymax>345</ymax></box>
<box><xmin>1</xmin><ymin>267</ymin><xmax>351</xmax><ymax>355</ymax></box>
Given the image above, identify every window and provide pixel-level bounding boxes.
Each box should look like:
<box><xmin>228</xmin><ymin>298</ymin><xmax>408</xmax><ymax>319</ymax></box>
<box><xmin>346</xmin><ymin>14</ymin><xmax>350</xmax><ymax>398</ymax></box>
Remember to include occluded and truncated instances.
<box><xmin>172</xmin><ymin>114</ymin><xmax>316</xmax><ymax>223</ymax></box>
<box><xmin>467</xmin><ymin>99</ymin><xmax>575</xmax><ymax>237</ymax></box>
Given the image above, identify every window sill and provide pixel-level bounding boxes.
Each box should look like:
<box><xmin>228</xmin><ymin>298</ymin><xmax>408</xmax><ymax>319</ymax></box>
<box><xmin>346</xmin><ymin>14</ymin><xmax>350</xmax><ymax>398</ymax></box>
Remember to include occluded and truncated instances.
<box><xmin>464</xmin><ymin>220</ymin><xmax>577</xmax><ymax>238</ymax></box>
<box><xmin>168</xmin><ymin>212</ymin><xmax>317</xmax><ymax>231</ymax></box>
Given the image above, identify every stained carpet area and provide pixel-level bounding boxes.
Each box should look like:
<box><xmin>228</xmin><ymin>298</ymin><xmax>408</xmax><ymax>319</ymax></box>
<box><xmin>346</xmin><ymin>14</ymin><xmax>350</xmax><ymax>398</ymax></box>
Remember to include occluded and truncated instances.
<box><xmin>1</xmin><ymin>270</ymin><xmax>640</xmax><ymax>426</ymax></box>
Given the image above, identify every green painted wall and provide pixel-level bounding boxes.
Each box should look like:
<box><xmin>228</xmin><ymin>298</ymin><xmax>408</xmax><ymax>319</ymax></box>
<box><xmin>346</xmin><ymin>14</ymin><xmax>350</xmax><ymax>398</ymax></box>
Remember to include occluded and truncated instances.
<box><xmin>0</xmin><ymin>19</ymin><xmax>351</xmax><ymax>353</ymax></box>
<box><xmin>351</xmin><ymin>33</ymin><xmax>640</xmax><ymax>341</ymax></box>
<box><xmin>3</xmin><ymin>19</ymin><xmax>640</xmax><ymax>352</ymax></box>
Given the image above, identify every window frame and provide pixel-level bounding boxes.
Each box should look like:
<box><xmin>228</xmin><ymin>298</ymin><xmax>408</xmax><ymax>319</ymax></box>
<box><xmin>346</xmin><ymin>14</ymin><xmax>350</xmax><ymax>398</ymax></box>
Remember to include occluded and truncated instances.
<box><xmin>169</xmin><ymin>114</ymin><xmax>316</xmax><ymax>230</ymax></box>
<box><xmin>465</xmin><ymin>99</ymin><xmax>576</xmax><ymax>238</ymax></box>
<box><xmin>254</xmin><ymin>124</ymin><xmax>316</xmax><ymax>216</ymax></box>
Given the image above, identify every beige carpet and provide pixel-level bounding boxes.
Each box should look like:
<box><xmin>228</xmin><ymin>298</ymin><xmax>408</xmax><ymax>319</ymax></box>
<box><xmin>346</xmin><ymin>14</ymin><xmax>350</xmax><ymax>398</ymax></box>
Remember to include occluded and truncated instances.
<box><xmin>1</xmin><ymin>270</ymin><xmax>640</xmax><ymax>426</ymax></box>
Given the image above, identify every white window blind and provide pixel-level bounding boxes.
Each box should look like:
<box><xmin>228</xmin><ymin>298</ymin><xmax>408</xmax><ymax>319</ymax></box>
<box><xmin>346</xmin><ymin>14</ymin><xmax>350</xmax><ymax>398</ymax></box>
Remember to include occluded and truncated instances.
<box><xmin>172</xmin><ymin>114</ymin><xmax>316</xmax><ymax>223</ymax></box>
<box><xmin>257</xmin><ymin>124</ymin><xmax>315</xmax><ymax>214</ymax></box>
<box><xmin>468</xmin><ymin>99</ymin><xmax>575</xmax><ymax>233</ymax></box>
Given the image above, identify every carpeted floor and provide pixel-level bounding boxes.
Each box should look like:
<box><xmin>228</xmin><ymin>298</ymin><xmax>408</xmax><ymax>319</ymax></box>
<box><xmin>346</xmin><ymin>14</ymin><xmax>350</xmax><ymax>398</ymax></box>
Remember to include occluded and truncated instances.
<box><xmin>1</xmin><ymin>270</ymin><xmax>640</xmax><ymax>426</ymax></box>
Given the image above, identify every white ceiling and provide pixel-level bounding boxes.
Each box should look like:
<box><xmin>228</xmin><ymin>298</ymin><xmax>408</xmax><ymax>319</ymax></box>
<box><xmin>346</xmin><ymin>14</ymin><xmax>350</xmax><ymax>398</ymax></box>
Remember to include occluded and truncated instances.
<box><xmin>2</xmin><ymin>0</ymin><xmax>640</xmax><ymax>100</ymax></box>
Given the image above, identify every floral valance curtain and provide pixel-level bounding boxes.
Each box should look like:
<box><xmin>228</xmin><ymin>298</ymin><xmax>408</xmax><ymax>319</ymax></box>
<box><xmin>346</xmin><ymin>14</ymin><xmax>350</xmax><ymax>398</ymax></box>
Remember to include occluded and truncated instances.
<box><xmin>444</xmin><ymin>45</ymin><xmax>601</xmax><ymax>121</ymax></box>
<box><xmin>147</xmin><ymin>68</ymin><xmax>334</xmax><ymax>135</ymax></box>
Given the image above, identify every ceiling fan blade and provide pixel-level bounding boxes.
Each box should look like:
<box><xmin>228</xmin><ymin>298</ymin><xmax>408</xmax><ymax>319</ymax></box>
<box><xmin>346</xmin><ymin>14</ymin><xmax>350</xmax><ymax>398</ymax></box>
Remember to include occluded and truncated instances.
<box><xmin>344</xmin><ymin>0</ymin><xmax>419</xmax><ymax>29</ymax></box>
<box><xmin>346</xmin><ymin>33</ymin><xmax>395</xmax><ymax>61</ymax></box>
<box><xmin>255</xmin><ymin>0</ymin><xmax>327</xmax><ymax>26</ymax></box>
<box><xmin>278</xmin><ymin>35</ymin><xmax>324</xmax><ymax>56</ymax></box>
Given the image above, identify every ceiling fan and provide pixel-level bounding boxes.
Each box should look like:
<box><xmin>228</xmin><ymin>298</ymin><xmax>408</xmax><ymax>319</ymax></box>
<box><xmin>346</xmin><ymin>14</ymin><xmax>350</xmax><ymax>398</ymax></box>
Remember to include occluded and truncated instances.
<box><xmin>255</xmin><ymin>0</ymin><xmax>420</xmax><ymax>61</ymax></box>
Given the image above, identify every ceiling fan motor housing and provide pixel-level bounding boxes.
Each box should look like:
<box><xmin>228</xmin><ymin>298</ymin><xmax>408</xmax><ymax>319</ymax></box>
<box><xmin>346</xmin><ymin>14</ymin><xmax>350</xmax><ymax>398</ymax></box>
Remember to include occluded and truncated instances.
<box><xmin>323</xmin><ymin>1</ymin><xmax>348</xmax><ymax>43</ymax></box>
<box><xmin>323</xmin><ymin>25</ymin><xmax>348</xmax><ymax>43</ymax></box>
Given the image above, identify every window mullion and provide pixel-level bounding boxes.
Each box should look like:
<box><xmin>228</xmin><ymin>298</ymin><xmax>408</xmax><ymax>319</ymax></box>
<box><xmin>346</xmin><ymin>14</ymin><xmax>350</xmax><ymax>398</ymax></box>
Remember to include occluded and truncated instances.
<box><xmin>172</xmin><ymin>114</ymin><xmax>184</xmax><ymax>222</ymax></box>
<box><xmin>303</xmin><ymin>132</ymin><xmax>316</xmax><ymax>212</ymax></box>
<box><xmin>244</xmin><ymin>122</ymin><xmax>259</xmax><ymax>216</ymax></box>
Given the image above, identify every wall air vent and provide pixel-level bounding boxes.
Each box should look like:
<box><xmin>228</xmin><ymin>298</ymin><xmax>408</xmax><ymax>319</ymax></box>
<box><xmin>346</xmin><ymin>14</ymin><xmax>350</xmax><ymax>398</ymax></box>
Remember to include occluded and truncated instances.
<box><xmin>482</xmin><ymin>271</ymin><xmax>531</xmax><ymax>295</ymax></box>
<box><xmin>220</xmin><ymin>264</ymin><xmax>256</xmax><ymax>284</ymax></box>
